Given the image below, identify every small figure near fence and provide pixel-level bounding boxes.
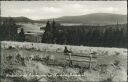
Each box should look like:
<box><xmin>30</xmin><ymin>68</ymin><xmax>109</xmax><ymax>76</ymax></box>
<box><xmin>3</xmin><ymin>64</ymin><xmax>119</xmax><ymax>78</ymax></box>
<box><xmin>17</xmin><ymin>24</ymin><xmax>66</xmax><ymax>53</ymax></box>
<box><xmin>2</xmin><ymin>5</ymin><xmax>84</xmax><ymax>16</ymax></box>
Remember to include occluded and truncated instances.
<box><xmin>64</xmin><ymin>46</ymin><xmax>73</xmax><ymax>67</ymax></box>
<box><xmin>64</xmin><ymin>46</ymin><xmax>72</xmax><ymax>54</ymax></box>
<box><xmin>64</xmin><ymin>46</ymin><xmax>69</xmax><ymax>55</ymax></box>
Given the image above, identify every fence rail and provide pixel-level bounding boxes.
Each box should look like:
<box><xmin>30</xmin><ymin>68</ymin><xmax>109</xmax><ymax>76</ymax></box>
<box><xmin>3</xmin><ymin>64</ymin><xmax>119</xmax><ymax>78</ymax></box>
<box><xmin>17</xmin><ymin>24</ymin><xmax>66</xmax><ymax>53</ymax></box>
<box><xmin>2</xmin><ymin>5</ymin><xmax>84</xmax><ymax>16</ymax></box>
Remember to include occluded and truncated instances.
<box><xmin>66</xmin><ymin>58</ymin><xmax>96</xmax><ymax>62</ymax></box>
<box><xmin>64</xmin><ymin>52</ymin><xmax>97</xmax><ymax>70</ymax></box>
<box><xmin>69</xmin><ymin>54</ymin><xmax>97</xmax><ymax>58</ymax></box>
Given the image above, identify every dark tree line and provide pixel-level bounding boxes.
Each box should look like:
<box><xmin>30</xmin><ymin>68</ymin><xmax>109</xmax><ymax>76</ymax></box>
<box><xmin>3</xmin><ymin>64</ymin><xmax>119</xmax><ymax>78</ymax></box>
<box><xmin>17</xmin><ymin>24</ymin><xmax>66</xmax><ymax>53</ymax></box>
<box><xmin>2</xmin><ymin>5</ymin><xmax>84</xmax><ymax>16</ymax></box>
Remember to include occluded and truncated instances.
<box><xmin>64</xmin><ymin>25</ymin><xmax>127</xmax><ymax>48</ymax></box>
<box><xmin>41</xmin><ymin>20</ymin><xmax>60</xmax><ymax>44</ymax></box>
<box><xmin>0</xmin><ymin>18</ymin><xmax>25</xmax><ymax>42</ymax></box>
<box><xmin>42</xmin><ymin>20</ymin><xmax>127</xmax><ymax>48</ymax></box>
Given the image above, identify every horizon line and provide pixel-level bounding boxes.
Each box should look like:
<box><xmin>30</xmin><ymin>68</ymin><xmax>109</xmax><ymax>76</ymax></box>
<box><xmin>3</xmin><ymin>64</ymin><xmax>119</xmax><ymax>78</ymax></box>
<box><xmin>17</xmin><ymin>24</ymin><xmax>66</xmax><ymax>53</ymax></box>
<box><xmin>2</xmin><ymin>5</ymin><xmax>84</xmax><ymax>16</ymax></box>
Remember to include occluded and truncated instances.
<box><xmin>1</xmin><ymin>13</ymin><xmax>127</xmax><ymax>20</ymax></box>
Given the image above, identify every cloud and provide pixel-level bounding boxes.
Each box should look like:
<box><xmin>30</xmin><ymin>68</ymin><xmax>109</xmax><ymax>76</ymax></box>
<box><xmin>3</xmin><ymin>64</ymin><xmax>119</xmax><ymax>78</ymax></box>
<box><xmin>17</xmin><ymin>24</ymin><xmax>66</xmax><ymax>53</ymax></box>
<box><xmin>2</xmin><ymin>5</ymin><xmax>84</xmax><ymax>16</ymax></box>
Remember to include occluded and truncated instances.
<box><xmin>41</xmin><ymin>7</ymin><xmax>62</xmax><ymax>13</ymax></box>
<box><xmin>1</xmin><ymin>1</ymin><xmax>127</xmax><ymax>20</ymax></box>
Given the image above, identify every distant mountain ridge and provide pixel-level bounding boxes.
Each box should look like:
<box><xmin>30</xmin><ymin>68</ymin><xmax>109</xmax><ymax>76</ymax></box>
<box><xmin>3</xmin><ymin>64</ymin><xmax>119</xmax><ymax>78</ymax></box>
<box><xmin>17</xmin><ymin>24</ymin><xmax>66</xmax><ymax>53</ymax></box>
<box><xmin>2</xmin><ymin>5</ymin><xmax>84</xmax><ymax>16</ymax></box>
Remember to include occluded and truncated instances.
<box><xmin>1</xmin><ymin>13</ymin><xmax>127</xmax><ymax>25</ymax></box>
<box><xmin>0</xmin><ymin>17</ymin><xmax>34</xmax><ymax>23</ymax></box>
<box><xmin>55</xmin><ymin>13</ymin><xmax>127</xmax><ymax>25</ymax></box>
<box><xmin>0</xmin><ymin>16</ymin><xmax>45</xmax><ymax>23</ymax></box>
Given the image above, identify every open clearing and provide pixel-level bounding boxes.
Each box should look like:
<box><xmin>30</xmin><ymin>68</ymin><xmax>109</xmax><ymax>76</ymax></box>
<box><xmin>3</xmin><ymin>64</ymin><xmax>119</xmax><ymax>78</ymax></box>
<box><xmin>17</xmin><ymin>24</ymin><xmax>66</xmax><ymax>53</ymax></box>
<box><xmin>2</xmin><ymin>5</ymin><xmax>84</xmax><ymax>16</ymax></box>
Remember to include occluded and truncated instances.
<box><xmin>1</xmin><ymin>41</ymin><xmax>127</xmax><ymax>82</ymax></box>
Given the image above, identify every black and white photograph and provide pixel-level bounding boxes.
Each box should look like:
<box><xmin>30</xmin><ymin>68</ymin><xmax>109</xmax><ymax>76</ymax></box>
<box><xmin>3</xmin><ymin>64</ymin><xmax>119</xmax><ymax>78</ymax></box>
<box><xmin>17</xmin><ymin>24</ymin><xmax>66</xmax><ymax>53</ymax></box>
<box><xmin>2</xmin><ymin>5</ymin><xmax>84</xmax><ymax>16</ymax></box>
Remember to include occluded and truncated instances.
<box><xmin>0</xmin><ymin>1</ymin><xmax>127</xmax><ymax>82</ymax></box>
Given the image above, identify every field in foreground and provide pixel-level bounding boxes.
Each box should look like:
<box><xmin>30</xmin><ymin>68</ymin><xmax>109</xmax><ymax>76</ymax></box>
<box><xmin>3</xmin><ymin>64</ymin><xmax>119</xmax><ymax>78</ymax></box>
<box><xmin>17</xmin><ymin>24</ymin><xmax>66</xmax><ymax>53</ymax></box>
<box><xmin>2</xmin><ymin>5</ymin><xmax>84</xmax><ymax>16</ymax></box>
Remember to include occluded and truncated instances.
<box><xmin>0</xmin><ymin>41</ymin><xmax>127</xmax><ymax>82</ymax></box>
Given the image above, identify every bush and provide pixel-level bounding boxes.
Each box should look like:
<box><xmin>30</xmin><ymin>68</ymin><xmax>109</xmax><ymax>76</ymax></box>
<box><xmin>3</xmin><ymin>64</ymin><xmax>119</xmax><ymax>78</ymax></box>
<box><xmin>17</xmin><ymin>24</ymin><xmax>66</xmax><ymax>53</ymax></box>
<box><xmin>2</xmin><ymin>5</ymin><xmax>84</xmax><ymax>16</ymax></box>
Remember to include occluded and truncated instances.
<box><xmin>113</xmin><ymin>60</ymin><xmax>120</xmax><ymax>67</ymax></box>
<box><xmin>12</xmin><ymin>77</ymin><xmax>27</xmax><ymax>82</ymax></box>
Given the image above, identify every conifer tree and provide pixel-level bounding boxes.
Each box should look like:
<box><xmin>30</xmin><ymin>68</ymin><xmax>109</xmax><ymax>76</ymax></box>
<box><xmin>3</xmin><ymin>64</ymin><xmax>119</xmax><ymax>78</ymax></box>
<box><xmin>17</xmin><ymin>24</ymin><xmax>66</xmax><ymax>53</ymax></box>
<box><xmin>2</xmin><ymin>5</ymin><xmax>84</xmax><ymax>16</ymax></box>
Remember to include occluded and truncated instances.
<box><xmin>0</xmin><ymin>18</ymin><xmax>19</xmax><ymax>41</ymax></box>
<box><xmin>42</xmin><ymin>21</ymin><xmax>53</xmax><ymax>43</ymax></box>
<box><xmin>18</xmin><ymin>28</ymin><xmax>25</xmax><ymax>42</ymax></box>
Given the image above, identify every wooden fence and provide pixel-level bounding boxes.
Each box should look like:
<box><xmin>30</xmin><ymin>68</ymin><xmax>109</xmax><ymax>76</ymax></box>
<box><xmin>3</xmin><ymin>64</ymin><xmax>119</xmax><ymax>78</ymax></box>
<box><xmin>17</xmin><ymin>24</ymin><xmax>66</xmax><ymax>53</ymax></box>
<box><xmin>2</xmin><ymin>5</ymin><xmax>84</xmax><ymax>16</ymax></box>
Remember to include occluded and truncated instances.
<box><xmin>65</xmin><ymin>52</ymin><xmax>97</xmax><ymax>70</ymax></box>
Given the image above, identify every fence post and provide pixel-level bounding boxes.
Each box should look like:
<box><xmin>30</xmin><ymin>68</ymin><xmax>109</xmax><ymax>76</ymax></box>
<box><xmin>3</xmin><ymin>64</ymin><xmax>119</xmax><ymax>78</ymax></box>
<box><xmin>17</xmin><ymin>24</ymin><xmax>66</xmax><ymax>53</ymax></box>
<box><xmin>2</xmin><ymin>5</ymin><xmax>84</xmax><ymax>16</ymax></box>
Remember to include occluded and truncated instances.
<box><xmin>89</xmin><ymin>54</ymin><xmax>92</xmax><ymax>71</ymax></box>
<box><xmin>69</xmin><ymin>53</ymin><xmax>72</xmax><ymax>67</ymax></box>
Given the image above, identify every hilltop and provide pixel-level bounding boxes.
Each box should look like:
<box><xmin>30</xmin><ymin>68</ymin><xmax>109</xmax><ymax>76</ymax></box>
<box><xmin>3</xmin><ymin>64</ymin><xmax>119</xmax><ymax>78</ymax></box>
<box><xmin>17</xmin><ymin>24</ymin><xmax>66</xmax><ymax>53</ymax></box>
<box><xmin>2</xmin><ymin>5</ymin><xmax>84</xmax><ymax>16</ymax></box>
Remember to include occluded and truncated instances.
<box><xmin>55</xmin><ymin>13</ymin><xmax>127</xmax><ymax>25</ymax></box>
<box><xmin>1</xmin><ymin>13</ymin><xmax>127</xmax><ymax>25</ymax></box>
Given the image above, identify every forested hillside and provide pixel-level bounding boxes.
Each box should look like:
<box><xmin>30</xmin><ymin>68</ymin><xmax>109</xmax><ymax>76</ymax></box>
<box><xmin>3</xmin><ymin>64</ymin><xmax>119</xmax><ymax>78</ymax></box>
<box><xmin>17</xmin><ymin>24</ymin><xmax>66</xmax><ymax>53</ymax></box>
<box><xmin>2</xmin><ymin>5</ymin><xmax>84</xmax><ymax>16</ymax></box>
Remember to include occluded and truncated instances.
<box><xmin>42</xmin><ymin>21</ymin><xmax>127</xmax><ymax>48</ymax></box>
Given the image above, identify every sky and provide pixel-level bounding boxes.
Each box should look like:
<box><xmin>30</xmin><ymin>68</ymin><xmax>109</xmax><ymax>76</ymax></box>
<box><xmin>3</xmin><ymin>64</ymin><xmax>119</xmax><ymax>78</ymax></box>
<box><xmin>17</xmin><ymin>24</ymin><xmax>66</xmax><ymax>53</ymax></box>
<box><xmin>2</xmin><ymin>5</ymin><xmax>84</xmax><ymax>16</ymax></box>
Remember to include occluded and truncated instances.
<box><xmin>1</xmin><ymin>1</ymin><xmax>127</xmax><ymax>20</ymax></box>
